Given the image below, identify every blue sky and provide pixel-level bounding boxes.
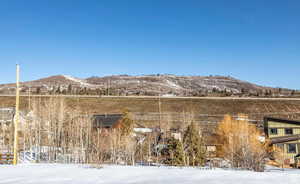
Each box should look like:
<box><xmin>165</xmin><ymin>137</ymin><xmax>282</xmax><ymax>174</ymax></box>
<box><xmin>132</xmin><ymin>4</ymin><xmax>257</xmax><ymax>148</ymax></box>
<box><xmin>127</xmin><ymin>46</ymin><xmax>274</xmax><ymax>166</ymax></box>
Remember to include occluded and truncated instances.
<box><xmin>0</xmin><ymin>0</ymin><xmax>299</xmax><ymax>89</ymax></box>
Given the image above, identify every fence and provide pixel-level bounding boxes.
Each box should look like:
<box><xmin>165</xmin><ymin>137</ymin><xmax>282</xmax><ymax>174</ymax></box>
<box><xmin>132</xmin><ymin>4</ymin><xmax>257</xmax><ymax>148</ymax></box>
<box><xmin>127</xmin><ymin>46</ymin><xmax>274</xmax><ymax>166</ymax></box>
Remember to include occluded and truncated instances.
<box><xmin>0</xmin><ymin>153</ymin><xmax>13</xmax><ymax>164</ymax></box>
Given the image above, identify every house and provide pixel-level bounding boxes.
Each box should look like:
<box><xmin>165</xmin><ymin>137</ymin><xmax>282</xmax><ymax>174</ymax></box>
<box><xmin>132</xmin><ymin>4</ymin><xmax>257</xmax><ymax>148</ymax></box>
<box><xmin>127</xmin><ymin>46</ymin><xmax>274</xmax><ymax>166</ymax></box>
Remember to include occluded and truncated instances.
<box><xmin>0</xmin><ymin>108</ymin><xmax>14</xmax><ymax>124</ymax></box>
<box><xmin>0</xmin><ymin>108</ymin><xmax>15</xmax><ymax>153</ymax></box>
<box><xmin>133</xmin><ymin>122</ymin><xmax>153</xmax><ymax>134</ymax></box>
<box><xmin>92</xmin><ymin>114</ymin><xmax>123</xmax><ymax>129</ymax></box>
<box><xmin>0</xmin><ymin>107</ymin><xmax>33</xmax><ymax>130</ymax></box>
<box><xmin>264</xmin><ymin>117</ymin><xmax>300</xmax><ymax>166</ymax></box>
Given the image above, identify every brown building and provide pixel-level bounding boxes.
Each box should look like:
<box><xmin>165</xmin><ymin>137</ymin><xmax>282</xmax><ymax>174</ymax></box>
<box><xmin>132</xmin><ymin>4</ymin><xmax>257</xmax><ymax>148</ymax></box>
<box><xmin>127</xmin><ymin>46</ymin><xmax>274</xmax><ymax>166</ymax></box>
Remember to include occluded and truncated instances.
<box><xmin>92</xmin><ymin>114</ymin><xmax>123</xmax><ymax>129</ymax></box>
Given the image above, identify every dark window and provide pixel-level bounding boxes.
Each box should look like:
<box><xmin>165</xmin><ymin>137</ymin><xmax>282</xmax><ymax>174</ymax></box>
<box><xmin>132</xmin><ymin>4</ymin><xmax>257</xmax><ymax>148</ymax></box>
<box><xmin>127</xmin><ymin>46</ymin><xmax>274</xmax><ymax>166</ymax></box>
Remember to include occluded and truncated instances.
<box><xmin>276</xmin><ymin>144</ymin><xmax>284</xmax><ymax>151</ymax></box>
<box><xmin>287</xmin><ymin>144</ymin><xmax>296</xmax><ymax>153</ymax></box>
<box><xmin>285</xmin><ymin>128</ymin><xmax>293</xmax><ymax>135</ymax></box>
<box><xmin>270</xmin><ymin>128</ymin><xmax>278</xmax><ymax>135</ymax></box>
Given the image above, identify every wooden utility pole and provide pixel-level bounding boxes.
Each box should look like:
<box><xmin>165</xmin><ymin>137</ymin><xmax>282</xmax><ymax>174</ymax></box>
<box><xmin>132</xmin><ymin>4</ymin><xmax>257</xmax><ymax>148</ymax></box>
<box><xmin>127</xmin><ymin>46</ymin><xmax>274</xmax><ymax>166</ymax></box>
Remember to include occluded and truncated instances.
<box><xmin>158</xmin><ymin>75</ymin><xmax>162</xmax><ymax>130</ymax></box>
<box><xmin>28</xmin><ymin>87</ymin><xmax>31</xmax><ymax>110</ymax></box>
<box><xmin>13</xmin><ymin>64</ymin><xmax>20</xmax><ymax>165</ymax></box>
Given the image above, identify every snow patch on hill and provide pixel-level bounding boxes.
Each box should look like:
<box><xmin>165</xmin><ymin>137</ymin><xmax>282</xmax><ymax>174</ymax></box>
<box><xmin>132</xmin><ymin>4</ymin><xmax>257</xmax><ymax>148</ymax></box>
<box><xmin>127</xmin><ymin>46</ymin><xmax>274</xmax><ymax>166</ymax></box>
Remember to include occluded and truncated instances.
<box><xmin>62</xmin><ymin>75</ymin><xmax>95</xmax><ymax>87</ymax></box>
<box><xmin>165</xmin><ymin>79</ymin><xmax>182</xmax><ymax>89</ymax></box>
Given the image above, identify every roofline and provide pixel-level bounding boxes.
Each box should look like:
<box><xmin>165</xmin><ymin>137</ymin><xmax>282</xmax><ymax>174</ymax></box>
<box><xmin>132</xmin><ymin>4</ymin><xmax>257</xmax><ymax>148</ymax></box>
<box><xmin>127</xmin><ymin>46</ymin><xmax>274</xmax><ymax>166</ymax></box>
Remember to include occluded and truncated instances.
<box><xmin>92</xmin><ymin>114</ymin><xmax>123</xmax><ymax>119</ymax></box>
<box><xmin>264</xmin><ymin>117</ymin><xmax>300</xmax><ymax>126</ymax></box>
<box><xmin>93</xmin><ymin>114</ymin><xmax>123</xmax><ymax>116</ymax></box>
<box><xmin>269</xmin><ymin>134</ymin><xmax>300</xmax><ymax>144</ymax></box>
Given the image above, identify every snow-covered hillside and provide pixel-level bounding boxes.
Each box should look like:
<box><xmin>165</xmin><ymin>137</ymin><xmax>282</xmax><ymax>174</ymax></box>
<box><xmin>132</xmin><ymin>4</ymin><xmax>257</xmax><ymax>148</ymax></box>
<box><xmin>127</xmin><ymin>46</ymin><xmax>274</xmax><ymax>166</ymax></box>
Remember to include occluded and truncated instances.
<box><xmin>62</xmin><ymin>75</ymin><xmax>96</xmax><ymax>87</ymax></box>
<box><xmin>0</xmin><ymin>164</ymin><xmax>299</xmax><ymax>184</ymax></box>
<box><xmin>0</xmin><ymin>74</ymin><xmax>293</xmax><ymax>96</ymax></box>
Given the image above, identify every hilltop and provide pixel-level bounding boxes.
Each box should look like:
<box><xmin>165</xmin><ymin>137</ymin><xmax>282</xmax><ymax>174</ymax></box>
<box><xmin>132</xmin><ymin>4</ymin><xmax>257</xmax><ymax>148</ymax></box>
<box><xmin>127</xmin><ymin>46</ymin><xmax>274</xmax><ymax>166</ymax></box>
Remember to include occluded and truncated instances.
<box><xmin>0</xmin><ymin>74</ymin><xmax>296</xmax><ymax>97</ymax></box>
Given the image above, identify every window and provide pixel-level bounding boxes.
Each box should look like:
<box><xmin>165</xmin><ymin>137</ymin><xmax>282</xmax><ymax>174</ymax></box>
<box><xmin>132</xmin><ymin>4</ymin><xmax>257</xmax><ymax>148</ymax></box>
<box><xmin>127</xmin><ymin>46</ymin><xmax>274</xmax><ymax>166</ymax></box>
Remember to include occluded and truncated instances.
<box><xmin>285</xmin><ymin>128</ymin><xmax>293</xmax><ymax>135</ymax></box>
<box><xmin>287</xmin><ymin>144</ymin><xmax>296</xmax><ymax>153</ymax></box>
<box><xmin>276</xmin><ymin>144</ymin><xmax>284</xmax><ymax>151</ymax></box>
<box><xmin>270</xmin><ymin>128</ymin><xmax>278</xmax><ymax>135</ymax></box>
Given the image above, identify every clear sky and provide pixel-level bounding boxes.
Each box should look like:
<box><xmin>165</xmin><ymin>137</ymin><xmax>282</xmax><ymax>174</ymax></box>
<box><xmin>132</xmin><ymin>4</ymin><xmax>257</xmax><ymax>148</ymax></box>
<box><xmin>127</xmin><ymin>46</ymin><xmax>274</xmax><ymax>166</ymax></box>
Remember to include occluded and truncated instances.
<box><xmin>0</xmin><ymin>0</ymin><xmax>299</xmax><ymax>89</ymax></box>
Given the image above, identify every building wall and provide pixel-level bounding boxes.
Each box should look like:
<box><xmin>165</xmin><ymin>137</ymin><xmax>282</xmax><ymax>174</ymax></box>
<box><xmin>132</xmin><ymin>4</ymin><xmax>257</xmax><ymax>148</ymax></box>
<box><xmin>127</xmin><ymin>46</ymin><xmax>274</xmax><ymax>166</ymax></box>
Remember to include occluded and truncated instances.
<box><xmin>274</xmin><ymin>141</ymin><xmax>300</xmax><ymax>164</ymax></box>
<box><xmin>267</xmin><ymin>120</ymin><xmax>300</xmax><ymax>164</ymax></box>
<box><xmin>267</xmin><ymin>121</ymin><xmax>300</xmax><ymax>138</ymax></box>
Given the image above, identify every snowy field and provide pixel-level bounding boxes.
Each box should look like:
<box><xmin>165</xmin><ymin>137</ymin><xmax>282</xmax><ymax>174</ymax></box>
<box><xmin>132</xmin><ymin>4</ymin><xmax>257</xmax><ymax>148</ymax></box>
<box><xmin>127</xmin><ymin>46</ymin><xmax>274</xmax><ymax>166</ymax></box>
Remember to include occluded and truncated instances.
<box><xmin>0</xmin><ymin>164</ymin><xmax>299</xmax><ymax>184</ymax></box>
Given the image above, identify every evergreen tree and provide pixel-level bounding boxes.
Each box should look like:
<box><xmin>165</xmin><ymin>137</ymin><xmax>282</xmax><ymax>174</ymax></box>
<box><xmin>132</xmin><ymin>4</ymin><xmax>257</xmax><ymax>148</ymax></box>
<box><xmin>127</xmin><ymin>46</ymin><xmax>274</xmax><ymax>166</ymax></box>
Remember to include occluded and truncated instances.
<box><xmin>36</xmin><ymin>87</ymin><xmax>41</xmax><ymax>94</ymax></box>
<box><xmin>166</xmin><ymin>138</ymin><xmax>185</xmax><ymax>166</ymax></box>
<box><xmin>61</xmin><ymin>89</ymin><xmax>67</xmax><ymax>95</ymax></box>
<box><xmin>96</xmin><ymin>88</ymin><xmax>101</xmax><ymax>96</ymax></box>
<box><xmin>183</xmin><ymin>122</ymin><xmax>206</xmax><ymax>166</ymax></box>
<box><xmin>212</xmin><ymin>88</ymin><xmax>217</xmax><ymax>93</ymax></box>
<box><xmin>67</xmin><ymin>84</ymin><xmax>72</xmax><ymax>94</ymax></box>
<box><xmin>241</xmin><ymin>88</ymin><xmax>245</xmax><ymax>94</ymax></box>
<box><xmin>56</xmin><ymin>86</ymin><xmax>61</xmax><ymax>94</ymax></box>
<box><xmin>83</xmin><ymin>87</ymin><xmax>87</xmax><ymax>95</ymax></box>
<box><xmin>291</xmin><ymin>90</ymin><xmax>295</xmax><ymax>96</ymax></box>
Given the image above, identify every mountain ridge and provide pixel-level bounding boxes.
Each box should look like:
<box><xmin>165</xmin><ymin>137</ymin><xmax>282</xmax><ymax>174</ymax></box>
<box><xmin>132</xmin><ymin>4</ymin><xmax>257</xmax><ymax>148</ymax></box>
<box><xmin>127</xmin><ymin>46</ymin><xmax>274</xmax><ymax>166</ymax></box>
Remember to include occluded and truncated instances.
<box><xmin>0</xmin><ymin>74</ymin><xmax>296</xmax><ymax>97</ymax></box>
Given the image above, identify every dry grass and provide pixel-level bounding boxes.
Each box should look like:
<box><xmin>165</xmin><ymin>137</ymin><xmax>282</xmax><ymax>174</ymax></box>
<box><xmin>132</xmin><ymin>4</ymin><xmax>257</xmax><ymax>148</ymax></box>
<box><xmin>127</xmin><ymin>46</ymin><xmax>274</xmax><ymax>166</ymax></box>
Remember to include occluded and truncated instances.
<box><xmin>1</xmin><ymin>96</ymin><xmax>300</xmax><ymax>120</ymax></box>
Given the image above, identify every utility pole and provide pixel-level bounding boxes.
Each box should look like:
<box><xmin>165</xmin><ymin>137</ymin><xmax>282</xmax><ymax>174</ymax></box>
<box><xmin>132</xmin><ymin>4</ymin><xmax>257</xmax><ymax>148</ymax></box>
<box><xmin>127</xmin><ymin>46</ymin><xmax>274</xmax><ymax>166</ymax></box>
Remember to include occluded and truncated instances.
<box><xmin>158</xmin><ymin>91</ymin><xmax>162</xmax><ymax>130</ymax></box>
<box><xmin>13</xmin><ymin>64</ymin><xmax>20</xmax><ymax>165</ymax></box>
<box><xmin>28</xmin><ymin>87</ymin><xmax>31</xmax><ymax>110</ymax></box>
<box><xmin>158</xmin><ymin>75</ymin><xmax>162</xmax><ymax>131</ymax></box>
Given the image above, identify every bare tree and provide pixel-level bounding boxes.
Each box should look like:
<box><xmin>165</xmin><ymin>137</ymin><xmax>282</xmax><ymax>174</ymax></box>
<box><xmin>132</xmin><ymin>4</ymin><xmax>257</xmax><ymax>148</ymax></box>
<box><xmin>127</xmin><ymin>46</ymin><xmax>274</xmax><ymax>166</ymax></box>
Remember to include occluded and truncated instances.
<box><xmin>217</xmin><ymin>114</ymin><xmax>268</xmax><ymax>171</ymax></box>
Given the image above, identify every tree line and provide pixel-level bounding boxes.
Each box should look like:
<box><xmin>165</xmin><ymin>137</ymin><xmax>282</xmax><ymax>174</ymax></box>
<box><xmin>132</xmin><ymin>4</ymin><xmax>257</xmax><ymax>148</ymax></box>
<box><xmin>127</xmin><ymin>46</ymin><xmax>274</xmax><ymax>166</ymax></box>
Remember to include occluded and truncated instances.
<box><xmin>0</xmin><ymin>97</ymin><xmax>270</xmax><ymax>171</ymax></box>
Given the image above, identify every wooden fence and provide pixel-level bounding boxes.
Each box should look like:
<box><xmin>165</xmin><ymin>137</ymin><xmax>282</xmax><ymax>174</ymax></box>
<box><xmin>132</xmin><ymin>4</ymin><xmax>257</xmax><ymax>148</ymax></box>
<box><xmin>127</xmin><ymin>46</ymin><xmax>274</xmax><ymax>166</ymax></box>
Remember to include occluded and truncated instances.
<box><xmin>0</xmin><ymin>153</ymin><xmax>13</xmax><ymax>164</ymax></box>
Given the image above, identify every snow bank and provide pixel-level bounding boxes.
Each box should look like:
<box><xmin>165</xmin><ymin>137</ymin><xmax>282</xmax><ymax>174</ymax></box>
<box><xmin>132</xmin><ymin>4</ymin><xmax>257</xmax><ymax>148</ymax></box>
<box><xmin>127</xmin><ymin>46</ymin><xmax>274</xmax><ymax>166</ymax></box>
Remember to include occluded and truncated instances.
<box><xmin>0</xmin><ymin>164</ymin><xmax>299</xmax><ymax>184</ymax></box>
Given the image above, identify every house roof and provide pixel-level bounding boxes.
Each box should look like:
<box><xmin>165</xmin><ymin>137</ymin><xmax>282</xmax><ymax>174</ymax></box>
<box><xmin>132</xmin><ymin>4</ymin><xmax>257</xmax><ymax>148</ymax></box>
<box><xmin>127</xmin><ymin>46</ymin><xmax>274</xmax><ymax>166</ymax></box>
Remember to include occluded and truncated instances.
<box><xmin>92</xmin><ymin>114</ymin><xmax>122</xmax><ymax>128</ymax></box>
<box><xmin>264</xmin><ymin>117</ymin><xmax>300</xmax><ymax>126</ymax></box>
<box><xmin>269</xmin><ymin>134</ymin><xmax>300</xmax><ymax>144</ymax></box>
<box><xmin>0</xmin><ymin>108</ymin><xmax>14</xmax><ymax>124</ymax></box>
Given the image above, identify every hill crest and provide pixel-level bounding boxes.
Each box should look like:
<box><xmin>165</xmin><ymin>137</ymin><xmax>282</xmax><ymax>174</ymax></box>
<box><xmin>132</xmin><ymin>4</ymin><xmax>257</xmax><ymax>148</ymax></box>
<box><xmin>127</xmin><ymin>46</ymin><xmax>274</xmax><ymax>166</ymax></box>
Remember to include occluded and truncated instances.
<box><xmin>0</xmin><ymin>74</ymin><xmax>295</xmax><ymax>97</ymax></box>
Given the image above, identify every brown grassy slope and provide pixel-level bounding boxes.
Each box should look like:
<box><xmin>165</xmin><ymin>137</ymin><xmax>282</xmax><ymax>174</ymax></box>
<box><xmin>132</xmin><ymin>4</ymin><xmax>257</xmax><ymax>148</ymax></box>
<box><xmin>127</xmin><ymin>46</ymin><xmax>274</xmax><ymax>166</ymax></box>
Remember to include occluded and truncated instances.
<box><xmin>1</xmin><ymin>96</ymin><xmax>300</xmax><ymax>119</ymax></box>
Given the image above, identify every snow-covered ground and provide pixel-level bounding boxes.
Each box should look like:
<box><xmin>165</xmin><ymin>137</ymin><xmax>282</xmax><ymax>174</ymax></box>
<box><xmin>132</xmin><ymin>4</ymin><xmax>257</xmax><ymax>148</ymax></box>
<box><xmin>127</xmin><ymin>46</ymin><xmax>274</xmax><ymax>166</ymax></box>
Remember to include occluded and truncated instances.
<box><xmin>0</xmin><ymin>164</ymin><xmax>299</xmax><ymax>184</ymax></box>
